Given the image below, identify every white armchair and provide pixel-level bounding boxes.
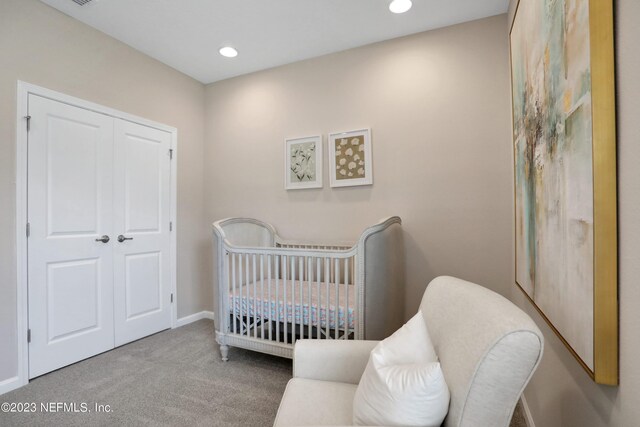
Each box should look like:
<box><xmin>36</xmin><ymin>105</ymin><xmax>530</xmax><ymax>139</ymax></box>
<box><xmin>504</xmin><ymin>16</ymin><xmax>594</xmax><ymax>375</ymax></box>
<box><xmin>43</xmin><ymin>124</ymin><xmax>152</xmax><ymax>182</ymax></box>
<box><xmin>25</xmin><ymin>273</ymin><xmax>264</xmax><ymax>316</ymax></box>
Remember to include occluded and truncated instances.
<box><xmin>274</xmin><ymin>276</ymin><xmax>543</xmax><ymax>427</ymax></box>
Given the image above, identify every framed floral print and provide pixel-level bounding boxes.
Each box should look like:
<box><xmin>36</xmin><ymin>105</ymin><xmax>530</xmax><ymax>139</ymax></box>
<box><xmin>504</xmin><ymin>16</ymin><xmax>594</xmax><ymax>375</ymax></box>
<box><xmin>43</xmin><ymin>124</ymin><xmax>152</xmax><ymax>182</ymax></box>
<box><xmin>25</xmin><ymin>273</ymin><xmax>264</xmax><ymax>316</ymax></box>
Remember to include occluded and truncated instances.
<box><xmin>328</xmin><ymin>129</ymin><xmax>372</xmax><ymax>188</ymax></box>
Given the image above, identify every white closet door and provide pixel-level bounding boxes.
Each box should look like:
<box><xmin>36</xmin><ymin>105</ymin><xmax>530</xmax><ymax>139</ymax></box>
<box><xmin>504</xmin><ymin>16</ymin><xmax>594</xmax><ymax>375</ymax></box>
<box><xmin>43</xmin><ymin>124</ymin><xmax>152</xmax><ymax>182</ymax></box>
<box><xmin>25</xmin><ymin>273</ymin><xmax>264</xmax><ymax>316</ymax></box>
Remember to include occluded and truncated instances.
<box><xmin>113</xmin><ymin>120</ymin><xmax>172</xmax><ymax>346</ymax></box>
<box><xmin>27</xmin><ymin>95</ymin><xmax>115</xmax><ymax>378</ymax></box>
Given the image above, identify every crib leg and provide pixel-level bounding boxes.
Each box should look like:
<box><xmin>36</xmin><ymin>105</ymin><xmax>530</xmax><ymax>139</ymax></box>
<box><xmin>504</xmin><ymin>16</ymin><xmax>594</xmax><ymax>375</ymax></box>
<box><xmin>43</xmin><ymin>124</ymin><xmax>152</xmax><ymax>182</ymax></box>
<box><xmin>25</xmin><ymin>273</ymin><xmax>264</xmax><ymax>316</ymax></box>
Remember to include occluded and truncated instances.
<box><xmin>220</xmin><ymin>344</ymin><xmax>229</xmax><ymax>362</ymax></box>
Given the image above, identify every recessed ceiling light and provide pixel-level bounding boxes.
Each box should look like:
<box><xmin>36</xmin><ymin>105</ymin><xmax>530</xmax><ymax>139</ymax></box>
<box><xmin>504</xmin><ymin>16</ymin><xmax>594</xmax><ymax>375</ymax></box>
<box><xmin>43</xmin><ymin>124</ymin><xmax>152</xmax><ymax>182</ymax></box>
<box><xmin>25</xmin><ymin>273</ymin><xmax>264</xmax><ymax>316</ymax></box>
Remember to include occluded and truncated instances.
<box><xmin>389</xmin><ymin>0</ymin><xmax>412</xmax><ymax>14</ymax></box>
<box><xmin>219</xmin><ymin>46</ymin><xmax>238</xmax><ymax>58</ymax></box>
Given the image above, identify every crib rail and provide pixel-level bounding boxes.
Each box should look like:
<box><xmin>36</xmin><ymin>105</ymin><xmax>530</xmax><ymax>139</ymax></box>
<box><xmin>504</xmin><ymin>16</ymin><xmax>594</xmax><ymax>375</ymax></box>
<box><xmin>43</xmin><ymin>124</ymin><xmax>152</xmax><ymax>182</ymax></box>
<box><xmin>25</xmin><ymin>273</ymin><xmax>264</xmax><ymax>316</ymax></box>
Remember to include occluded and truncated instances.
<box><xmin>276</xmin><ymin>241</ymin><xmax>353</xmax><ymax>251</ymax></box>
<box><xmin>221</xmin><ymin>245</ymin><xmax>360</xmax><ymax>352</ymax></box>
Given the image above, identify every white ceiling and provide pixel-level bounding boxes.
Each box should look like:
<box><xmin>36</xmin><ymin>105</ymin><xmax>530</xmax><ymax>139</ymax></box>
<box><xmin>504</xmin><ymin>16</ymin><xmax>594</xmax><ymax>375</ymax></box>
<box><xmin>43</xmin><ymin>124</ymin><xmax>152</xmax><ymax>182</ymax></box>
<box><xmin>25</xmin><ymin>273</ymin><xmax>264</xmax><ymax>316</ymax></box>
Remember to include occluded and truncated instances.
<box><xmin>40</xmin><ymin>0</ymin><xmax>509</xmax><ymax>84</ymax></box>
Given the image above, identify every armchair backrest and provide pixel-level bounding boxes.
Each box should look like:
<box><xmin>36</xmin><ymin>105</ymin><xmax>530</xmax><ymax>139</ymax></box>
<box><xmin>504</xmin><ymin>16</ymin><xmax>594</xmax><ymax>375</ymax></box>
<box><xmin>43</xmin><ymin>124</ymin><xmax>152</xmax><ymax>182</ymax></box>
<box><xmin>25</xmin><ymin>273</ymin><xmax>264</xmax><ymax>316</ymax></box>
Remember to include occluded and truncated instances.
<box><xmin>420</xmin><ymin>276</ymin><xmax>543</xmax><ymax>427</ymax></box>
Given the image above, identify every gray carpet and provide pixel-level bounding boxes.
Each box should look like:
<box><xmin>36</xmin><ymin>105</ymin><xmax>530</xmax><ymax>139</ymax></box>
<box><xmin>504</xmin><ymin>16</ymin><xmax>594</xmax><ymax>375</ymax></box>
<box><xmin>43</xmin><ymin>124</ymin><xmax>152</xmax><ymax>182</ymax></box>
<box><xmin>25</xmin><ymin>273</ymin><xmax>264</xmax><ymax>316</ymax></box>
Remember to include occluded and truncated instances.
<box><xmin>1</xmin><ymin>320</ymin><xmax>291</xmax><ymax>426</ymax></box>
<box><xmin>1</xmin><ymin>319</ymin><xmax>527</xmax><ymax>427</ymax></box>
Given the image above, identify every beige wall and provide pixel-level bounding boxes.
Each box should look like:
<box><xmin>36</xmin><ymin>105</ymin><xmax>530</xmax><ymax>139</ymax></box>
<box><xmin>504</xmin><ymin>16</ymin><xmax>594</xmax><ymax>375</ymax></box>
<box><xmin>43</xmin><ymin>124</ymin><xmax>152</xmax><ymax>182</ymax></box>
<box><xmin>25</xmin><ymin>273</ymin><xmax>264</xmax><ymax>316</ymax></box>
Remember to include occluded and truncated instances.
<box><xmin>204</xmin><ymin>15</ymin><xmax>512</xmax><ymax>317</ymax></box>
<box><xmin>0</xmin><ymin>0</ymin><xmax>207</xmax><ymax>384</ymax></box>
<box><xmin>507</xmin><ymin>0</ymin><xmax>640</xmax><ymax>425</ymax></box>
<box><xmin>6</xmin><ymin>2</ymin><xmax>637</xmax><ymax>423</ymax></box>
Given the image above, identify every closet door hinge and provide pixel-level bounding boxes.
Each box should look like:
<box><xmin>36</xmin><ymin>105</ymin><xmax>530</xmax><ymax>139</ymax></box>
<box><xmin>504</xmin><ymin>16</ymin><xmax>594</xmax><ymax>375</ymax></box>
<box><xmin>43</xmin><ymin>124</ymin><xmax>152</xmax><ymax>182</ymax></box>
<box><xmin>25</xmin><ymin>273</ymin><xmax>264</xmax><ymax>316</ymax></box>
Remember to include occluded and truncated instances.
<box><xmin>169</xmin><ymin>221</ymin><xmax>173</xmax><ymax>232</ymax></box>
<box><xmin>26</xmin><ymin>222</ymin><xmax>30</xmax><ymax>237</ymax></box>
<box><xmin>25</xmin><ymin>115</ymin><xmax>31</xmax><ymax>132</ymax></box>
<box><xmin>169</xmin><ymin>149</ymin><xmax>174</xmax><ymax>160</ymax></box>
<box><xmin>27</xmin><ymin>329</ymin><xmax>31</xmax><ymax>343</ymax></box>
<box><xmin>170</xmin><ymin>293</ymin><xmax>174</xmax><ymax>303</ymax></box>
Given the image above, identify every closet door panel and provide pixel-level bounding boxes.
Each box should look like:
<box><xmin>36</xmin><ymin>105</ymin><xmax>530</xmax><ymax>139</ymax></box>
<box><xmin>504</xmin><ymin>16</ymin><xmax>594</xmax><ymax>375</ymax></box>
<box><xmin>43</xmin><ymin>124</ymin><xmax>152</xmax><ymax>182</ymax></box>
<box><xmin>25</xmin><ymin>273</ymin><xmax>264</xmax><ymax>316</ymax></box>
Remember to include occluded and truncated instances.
<box><xmin>113</xmin><ymin>120</ymin><xmax>172</xmax><ymax>346</ymax></box>
<box><xmin>27</xmin><ymin>95</ymin><xmax>115</xmax><ymax>378</ymax></box>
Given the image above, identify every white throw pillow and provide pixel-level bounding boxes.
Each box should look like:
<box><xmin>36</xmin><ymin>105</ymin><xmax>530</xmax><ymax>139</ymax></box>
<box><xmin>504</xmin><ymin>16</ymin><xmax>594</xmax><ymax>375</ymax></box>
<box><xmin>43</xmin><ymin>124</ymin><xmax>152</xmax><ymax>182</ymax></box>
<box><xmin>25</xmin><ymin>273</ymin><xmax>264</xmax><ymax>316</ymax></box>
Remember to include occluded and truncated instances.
<box><xmin>352</xmin><ymin>312</ymin><xmax>450</xmax><ymax>427</ymax></box>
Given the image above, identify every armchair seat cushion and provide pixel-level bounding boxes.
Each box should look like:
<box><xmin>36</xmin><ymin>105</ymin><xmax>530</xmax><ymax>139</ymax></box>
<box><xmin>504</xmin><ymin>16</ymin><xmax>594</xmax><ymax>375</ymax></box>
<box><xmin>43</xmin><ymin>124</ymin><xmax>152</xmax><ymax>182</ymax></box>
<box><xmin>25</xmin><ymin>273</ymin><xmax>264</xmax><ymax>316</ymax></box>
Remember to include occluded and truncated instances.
<box><xmin>274</xmin><ymin>378</ymin><xmax>358</xmax><ymax>427</ymax></box>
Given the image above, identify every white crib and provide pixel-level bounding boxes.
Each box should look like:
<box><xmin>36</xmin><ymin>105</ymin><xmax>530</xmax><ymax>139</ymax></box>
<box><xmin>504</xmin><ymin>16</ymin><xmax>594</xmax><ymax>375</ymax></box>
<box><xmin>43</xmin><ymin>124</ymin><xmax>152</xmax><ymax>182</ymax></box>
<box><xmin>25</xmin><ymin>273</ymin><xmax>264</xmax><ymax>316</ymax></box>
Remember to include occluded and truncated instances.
<box><xmin>212</xmin><ymin>216</ymin><xmax>403</xmax><ymax>361</ymax></box>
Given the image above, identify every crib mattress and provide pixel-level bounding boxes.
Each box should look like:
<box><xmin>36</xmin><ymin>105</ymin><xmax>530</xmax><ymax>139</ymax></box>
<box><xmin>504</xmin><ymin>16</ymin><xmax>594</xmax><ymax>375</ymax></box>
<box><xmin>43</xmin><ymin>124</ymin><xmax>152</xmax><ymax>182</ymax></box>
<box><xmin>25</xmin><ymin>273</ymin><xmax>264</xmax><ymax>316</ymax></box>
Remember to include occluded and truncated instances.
<box><xmin>229</xmin><ymin>279</ymin><xmax>356</xmax><ymax>330</ymax></box>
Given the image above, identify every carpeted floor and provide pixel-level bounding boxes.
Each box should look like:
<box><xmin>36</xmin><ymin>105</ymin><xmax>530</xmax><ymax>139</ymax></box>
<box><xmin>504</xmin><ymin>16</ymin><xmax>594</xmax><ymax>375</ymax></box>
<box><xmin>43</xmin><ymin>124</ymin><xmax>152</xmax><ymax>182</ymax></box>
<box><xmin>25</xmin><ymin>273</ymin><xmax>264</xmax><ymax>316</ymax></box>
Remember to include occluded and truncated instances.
<box><xmin>511</xmin><ymin>401</ymin><xmax>528</xmax><ymax>427</ymax></box>
<box><xmin>0</xmin><ymin>320</ymin><xmax>290</xmax><ymax>426</ymax></box>
<box><xmin>1</xmin><ymin>319</ymin><xmax>527</xmax><ymax>426</ymax></box>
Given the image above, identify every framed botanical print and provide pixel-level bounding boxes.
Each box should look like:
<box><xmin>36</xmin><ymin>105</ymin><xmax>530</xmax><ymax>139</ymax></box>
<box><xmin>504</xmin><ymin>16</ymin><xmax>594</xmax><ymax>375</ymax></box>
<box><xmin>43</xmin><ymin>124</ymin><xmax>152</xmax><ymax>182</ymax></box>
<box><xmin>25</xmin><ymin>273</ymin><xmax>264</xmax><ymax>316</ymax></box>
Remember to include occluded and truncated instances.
<box><xmin>328</xmin><ymin>129</ymin><xmax>372</xmax><ymax>188</ymax></box>
<box><xmin>284</xmin><ymin>135</ymin><xmax>322</xmax><ymax>190</ymax></box>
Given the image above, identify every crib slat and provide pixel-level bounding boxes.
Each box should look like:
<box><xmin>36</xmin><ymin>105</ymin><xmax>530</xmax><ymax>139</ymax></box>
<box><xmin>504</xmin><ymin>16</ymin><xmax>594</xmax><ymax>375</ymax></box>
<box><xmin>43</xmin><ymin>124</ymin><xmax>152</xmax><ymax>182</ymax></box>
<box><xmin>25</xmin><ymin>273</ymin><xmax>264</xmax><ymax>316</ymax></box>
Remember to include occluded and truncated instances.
<box><xmin>335</xmin><ymin>258</ymin><xmax>339</xmax><ymax>339</ymax></box>
<box><xmin>299</xmin><ymin>256</ymin><xmax>304</xmax><ymax>341</ymax></box>
<box><xmin>308</xmin><ymin>256</ymin><xmax>312</xmax><ymax>339</ymax></box>
<box><xmin>232</xmin><ymin>253</ymin><xmax>237</xmax><ymax>335</ymax></box>
<box><xmin>260</xmin><ymin>254</ymin><xmax>265</xmax><ymax>339</ymax></box>
<box><xmin>316</xmin><ymin>258</ymin><xmax>321</xmax><ymax>338</ymax></box>
<box><xmin>298</xmin><ymin>257</ymin><xmax>306</xmax><ymax>338</ymax></box>
<box><xmin>245</xmin><ymin>254</ymin><xmax>250</xmax><ymax>337</ymax></box>
<box><xmin>344</xmin><ymin>257</ymin><xmax>349</xmax><ymax>340</ymax></box>
<box><xmin>299</xmin><ymin>256</ymin><xmax>303</xmax><ymax>339</ymax></box>
<box><xmin>238</xmin><ymin>254</ymin><xmax>242</xmax><ymax>336</ymax></box>
<box><xmin>325</xmin><ymin>258</ymin><xmax>330</xmax><ymax>339</ymax></box>
<box><xmin>267</xmin><ymin>255</ymin><xmax>272</xmax><ymax>341</ymax></box>
<box><xmin>293</xmin><ymin>255</ymin><xmax>297</xmax><ymax>344</ymax></box>
<box><xmin>289</xmin><ymin>256</ymin><xmax>297</xmax><ymax>343</ymax></box>
<box><xmin>276</xmin><ymin>255</ymin><xmax>280</xmax><ymax>343</ymax></box>
<box><xmin>283</xmin><ymin>255</ymin><xmax>288</xmax><ymax>344</ymax></box>
<box><xmin>253</xmin><ymin>254</ymin><xmax>257</xmax><ymax>339</ymax></box>
<box><xmin>291</xmin><ymin>256</ymin><xmax>297</xmax><ymax>344</ymax></box>
<box><xmin>239</xmin><ymin>254</ymin><xmax>244</xmax><ymax>335</ymax></box>
<box><xmin>239</xmin><ymin>253</ymin><xmax>243</xmax><ymax>336</ymax></box>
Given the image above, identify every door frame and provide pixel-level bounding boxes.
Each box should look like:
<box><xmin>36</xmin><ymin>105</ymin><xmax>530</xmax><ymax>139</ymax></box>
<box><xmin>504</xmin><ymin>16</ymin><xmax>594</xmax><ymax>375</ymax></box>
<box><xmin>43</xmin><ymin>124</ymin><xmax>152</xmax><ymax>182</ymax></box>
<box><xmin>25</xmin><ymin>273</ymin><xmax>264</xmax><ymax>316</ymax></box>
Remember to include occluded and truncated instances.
<box><xmin>15</xmin><ymin>81</ymin><xmax>178</xmax><ymax>389</ymax></box>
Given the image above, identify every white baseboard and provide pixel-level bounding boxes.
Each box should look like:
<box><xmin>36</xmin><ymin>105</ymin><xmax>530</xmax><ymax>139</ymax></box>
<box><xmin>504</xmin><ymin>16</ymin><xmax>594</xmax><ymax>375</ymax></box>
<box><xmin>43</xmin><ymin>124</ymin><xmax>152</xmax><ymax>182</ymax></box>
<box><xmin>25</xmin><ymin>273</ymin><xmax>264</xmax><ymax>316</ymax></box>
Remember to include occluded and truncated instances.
<box><xmin>520</xmin><ymin>395</ymin><xmax>536</xmax><ymax>427</ymax></box>
<box><xmin>175</xmin><ymin>310</ymin><xmax>215</xmax><ymax>328</ymax></box>
<box><xmin>0</xmin><ymin>376</ymin><xmax>25</xmax><ymax>396</ymax></box>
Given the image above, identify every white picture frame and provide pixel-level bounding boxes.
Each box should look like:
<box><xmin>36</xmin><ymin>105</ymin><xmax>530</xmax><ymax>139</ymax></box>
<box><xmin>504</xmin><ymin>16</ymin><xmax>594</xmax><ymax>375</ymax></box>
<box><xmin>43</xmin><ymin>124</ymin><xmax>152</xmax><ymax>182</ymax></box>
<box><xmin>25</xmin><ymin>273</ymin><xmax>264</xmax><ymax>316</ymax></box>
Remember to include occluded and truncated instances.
<box><xmin>328</xmin><ymin>128</ymin><xmax>372</xmax><ymax>188</ymax></box>
<box><xmin>284</xmin><ymin>135</ymin><xmax>323</xmax><ymax>190</ymax></box>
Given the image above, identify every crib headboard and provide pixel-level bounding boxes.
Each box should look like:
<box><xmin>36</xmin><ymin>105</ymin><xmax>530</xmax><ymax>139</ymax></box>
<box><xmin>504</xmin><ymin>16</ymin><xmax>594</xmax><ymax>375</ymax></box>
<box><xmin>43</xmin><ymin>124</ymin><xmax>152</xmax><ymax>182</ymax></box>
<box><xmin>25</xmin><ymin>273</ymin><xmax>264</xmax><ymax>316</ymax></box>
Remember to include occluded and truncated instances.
<box><xmin>213</xmin><ymin>217</ymin><xmax>277</xmax><ymax>248</ymax></box>
<box><xmin>212</xmin><ymin>218</ymin><xmax>278</xmax><ymax>331</ymax></box>
<box><xmin>358</xmin><ymin>216</ymin><xmax>404</xmax><ymax>341</ymax></box>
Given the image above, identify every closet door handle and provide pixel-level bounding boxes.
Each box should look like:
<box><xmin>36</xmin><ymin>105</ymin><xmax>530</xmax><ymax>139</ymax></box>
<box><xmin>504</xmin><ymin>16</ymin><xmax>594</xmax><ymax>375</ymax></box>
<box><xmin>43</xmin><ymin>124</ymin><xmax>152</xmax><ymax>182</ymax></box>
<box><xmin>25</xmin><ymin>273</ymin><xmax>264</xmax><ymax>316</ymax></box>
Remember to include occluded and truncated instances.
<box><xmin>95</xmin><ymin>235</ymin><xmax>110</xmax><ymax>243</ymax></box>
<box><xmin>117</xmin><ymin>235</ymin><xmax>133</xmax><ymax>243</ymax></box>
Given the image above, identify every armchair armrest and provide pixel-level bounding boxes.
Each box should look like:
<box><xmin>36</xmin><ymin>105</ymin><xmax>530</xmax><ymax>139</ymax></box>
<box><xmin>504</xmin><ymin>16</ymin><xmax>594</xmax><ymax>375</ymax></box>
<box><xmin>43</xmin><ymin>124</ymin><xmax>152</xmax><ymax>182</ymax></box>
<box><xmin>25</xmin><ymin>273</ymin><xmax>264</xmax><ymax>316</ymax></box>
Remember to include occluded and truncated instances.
<box><xmin>293</xmin><ymin>339</ymin><xmax>379</xmax><ymax>385</ymax></box>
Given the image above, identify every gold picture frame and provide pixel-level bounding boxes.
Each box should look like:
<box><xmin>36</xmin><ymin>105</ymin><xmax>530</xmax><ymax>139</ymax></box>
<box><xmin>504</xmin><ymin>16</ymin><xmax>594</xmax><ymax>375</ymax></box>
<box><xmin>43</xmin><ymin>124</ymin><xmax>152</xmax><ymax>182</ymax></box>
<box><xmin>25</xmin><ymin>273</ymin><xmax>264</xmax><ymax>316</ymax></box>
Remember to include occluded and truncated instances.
<box><xmin>509</xmin><ymin>0</ymin><xmax>617</xmax><ymax>385</ymax></box>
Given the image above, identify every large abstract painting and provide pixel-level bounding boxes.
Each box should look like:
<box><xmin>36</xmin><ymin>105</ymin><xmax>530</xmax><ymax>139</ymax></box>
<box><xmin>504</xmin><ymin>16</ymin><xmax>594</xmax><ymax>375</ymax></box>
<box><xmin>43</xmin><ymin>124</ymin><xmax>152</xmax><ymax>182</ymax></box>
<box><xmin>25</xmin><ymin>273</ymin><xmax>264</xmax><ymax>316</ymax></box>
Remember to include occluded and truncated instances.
<box><xmin>510</xmin><ymin>0</ymin><xmax>617</xmax><ymax>384</ymax></box>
